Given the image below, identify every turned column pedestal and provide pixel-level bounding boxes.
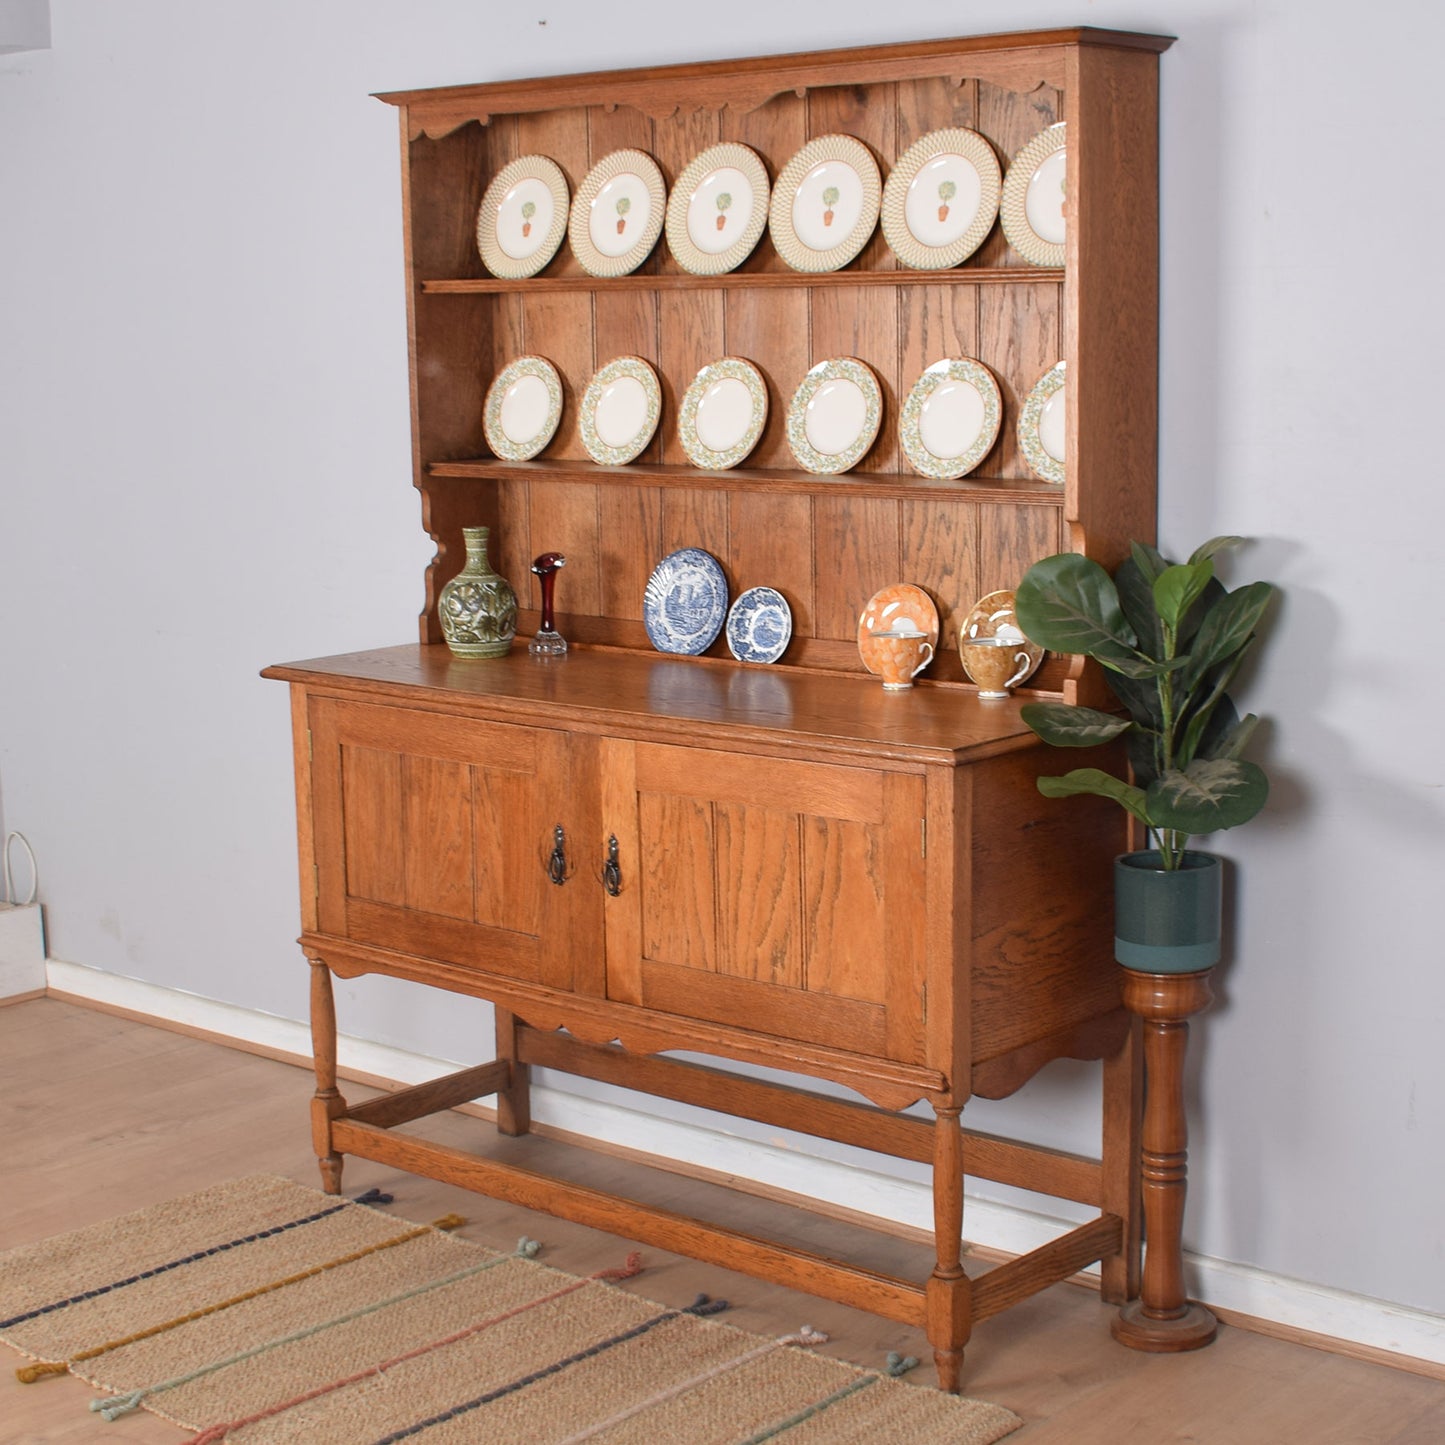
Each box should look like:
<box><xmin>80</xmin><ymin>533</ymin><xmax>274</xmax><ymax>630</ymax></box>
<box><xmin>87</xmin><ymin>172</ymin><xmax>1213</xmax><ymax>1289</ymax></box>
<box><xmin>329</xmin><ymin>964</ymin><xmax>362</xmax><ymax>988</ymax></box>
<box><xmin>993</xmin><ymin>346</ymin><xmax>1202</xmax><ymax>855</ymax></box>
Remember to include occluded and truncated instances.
<box><xmin>1112</xmin><ymin>967</ymin><xmax>1218</xmax><ymax>1351</ymax></box>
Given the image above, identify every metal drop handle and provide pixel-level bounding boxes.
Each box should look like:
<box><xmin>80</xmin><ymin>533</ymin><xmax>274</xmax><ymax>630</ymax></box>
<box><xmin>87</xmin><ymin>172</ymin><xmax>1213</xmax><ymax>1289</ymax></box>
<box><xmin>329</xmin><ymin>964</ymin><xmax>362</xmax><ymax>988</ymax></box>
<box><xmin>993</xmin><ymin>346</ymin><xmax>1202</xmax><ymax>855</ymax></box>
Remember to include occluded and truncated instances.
<box><xmin>546</xmin><ymin>824</ymin><xmax>569</xmax><ymax>886</ymax></box>
<box><xmin>601</xmin><ymin>835</ymin><xmax>622</xmax><ymax>896</ymax></box>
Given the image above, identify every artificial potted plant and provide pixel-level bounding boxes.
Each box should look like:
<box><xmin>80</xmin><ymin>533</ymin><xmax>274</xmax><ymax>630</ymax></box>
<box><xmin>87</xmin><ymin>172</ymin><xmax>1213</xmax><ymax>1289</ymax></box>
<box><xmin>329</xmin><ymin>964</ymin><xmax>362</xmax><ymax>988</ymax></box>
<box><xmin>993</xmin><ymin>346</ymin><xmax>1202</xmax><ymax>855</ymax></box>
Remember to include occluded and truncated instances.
<box><xmin>1013</xmin><ymin>536</ymin><xmax>1275</xmax><ymax>973</ymax></box>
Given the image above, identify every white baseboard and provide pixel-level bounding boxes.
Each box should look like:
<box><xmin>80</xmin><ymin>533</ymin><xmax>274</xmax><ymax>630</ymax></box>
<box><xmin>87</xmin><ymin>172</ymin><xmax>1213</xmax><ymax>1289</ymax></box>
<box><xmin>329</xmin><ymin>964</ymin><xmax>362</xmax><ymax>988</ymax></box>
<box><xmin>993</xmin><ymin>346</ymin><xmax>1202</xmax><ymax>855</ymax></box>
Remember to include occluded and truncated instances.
<box><xmin>42</xmin><ymin>958</ymin><xmax>1445</xmax><ymax>1370</ymax></box>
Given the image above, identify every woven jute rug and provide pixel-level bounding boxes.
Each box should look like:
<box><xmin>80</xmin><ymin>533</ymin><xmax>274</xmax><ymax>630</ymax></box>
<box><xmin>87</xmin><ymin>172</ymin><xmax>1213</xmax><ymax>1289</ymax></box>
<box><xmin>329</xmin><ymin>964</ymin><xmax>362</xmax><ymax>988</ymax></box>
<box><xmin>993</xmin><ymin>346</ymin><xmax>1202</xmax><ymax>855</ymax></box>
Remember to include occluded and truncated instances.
<box><xmin>0</xmin><ymin>1174</ymin><xmax>1019</xmax><ymax>1443</ymax></box>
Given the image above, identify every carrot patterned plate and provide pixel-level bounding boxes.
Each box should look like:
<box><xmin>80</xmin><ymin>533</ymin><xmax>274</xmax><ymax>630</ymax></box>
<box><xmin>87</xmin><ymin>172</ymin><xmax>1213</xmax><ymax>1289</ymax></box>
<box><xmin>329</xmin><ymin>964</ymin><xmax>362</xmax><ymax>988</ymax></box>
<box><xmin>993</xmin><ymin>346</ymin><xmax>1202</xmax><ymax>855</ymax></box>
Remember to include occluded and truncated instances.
<box><xmin>857</xmin><ymin>583</ymin><xmax>939</xmax><ymax>675</ymax></box>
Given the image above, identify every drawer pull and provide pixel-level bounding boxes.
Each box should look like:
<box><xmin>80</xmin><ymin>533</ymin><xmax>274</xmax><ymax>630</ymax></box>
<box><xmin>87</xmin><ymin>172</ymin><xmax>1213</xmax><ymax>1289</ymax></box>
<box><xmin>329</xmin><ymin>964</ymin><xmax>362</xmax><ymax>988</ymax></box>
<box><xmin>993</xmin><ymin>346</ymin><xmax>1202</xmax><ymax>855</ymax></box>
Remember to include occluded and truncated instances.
<box><xmin>601</xmin><ymin>835</ymin><xmax>622</xmax><ymax>897</ymax></box>
<box><xmin>546</xmin><ymin>824</ymin><xmax>571</xmax><ymax>886</ymax></box>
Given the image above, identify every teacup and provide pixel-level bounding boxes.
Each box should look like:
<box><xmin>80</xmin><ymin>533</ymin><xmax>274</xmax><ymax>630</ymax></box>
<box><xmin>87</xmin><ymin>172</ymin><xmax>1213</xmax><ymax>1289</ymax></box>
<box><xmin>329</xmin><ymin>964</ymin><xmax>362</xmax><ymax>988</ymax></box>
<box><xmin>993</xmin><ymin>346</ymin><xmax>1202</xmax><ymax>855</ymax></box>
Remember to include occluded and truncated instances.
<box><xmin>961</xmin><ymin>635</ymin><xmax>1034</xmax><ymax>698</ymax></box>
<box><xmin>871</xmin><ymin>628</ymin><xmax>934</xmax><ymax>689</ymax></box>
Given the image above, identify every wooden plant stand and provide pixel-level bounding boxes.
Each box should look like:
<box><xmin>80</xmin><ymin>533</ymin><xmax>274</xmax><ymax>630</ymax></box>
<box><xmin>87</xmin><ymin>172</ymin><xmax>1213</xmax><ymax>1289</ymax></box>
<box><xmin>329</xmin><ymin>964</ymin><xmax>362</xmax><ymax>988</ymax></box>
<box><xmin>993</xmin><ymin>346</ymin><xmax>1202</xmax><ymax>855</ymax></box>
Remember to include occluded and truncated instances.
<box><xmin>1112</xmin><ymin>968</ymin><xmax>1219</xmax><ymax>1351</ymax></box>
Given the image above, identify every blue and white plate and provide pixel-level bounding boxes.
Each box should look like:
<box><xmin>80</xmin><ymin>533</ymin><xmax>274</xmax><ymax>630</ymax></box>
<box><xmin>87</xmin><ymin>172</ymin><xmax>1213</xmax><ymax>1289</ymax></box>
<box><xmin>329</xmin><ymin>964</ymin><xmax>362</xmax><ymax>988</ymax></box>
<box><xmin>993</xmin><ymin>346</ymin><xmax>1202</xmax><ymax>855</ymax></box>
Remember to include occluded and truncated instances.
<box><xmin>725</xmin><ymin>586</ymin><xmax>792</xmax><ymax>664</ymax></box>
<box><xmin>643</xmin><ymin>548</ymin><xmax>729</xmax><ymax>655</ymax></box>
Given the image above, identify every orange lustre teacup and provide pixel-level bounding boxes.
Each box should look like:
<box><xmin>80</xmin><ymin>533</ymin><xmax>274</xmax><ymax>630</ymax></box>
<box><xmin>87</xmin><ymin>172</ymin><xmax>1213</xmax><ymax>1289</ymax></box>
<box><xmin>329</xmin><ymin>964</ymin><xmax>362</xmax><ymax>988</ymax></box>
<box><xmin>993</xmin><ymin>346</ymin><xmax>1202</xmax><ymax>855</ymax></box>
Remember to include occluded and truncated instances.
<box><xmin>871</xmin><ymin>628</ymin><xmax>934</xmax><ymax>689</ymax></box>
<box><xmin>961</xmin><ymin>635</ymin><xmax>1033</xmax><ymax>697</ymax></box>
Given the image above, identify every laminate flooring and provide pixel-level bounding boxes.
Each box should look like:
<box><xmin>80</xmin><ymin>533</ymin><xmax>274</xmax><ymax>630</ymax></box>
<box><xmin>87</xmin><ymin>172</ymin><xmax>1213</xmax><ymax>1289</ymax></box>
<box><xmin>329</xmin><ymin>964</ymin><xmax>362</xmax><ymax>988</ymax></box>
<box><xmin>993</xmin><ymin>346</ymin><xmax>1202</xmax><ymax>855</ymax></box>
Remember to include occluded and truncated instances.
<box><xmin>3</xmin><ymin>998</ymin><xmax>1442</xmax><ymax>1443</ymax></box>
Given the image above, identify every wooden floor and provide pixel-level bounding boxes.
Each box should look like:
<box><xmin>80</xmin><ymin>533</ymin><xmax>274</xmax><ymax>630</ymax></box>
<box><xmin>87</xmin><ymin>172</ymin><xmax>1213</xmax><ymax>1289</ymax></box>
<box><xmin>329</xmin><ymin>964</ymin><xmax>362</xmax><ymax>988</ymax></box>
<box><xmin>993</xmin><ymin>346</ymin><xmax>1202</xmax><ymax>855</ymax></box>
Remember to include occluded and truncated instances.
<box><xmin>3</xmin><ymin>998</ymin><xmax>1442</xmax><ymax>1444</ymax></box>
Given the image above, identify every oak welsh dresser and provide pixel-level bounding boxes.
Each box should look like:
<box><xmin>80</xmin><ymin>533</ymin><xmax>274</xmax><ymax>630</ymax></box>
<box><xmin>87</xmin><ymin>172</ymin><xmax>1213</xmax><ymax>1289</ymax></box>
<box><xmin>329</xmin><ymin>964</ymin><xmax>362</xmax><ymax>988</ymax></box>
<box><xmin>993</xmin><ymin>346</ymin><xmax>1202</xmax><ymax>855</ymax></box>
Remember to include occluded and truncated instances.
<box><xmin>264</xmin><ymin>26</ymin><xmax>1172</xmax><ymax>1389</ymax></box>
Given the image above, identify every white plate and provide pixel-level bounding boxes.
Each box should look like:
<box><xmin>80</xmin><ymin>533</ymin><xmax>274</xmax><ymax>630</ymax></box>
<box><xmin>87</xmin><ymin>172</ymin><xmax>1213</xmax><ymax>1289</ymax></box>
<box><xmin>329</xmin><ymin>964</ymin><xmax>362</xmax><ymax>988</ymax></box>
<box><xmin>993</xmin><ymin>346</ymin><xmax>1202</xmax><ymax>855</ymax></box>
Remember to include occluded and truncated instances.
<box><xmin>726</xmin><ymin>586</ymin><xmax>792</xmax><ymax>664</ymax></box>
<box><xmin>580</xmin><ymin>356</ymin><xmax>662</xmax><ymax>465</ymax></box>
<box><xmin>768</xmin><ymin>134</ymin><xmax>881</xmax><ymax>273</ymax></box>
<box><xmin>880</xmin><ymin>127</ymin><xmax>1001</xmax><ymax>270</ymax></box>
<box><xmin>899</xmin><ymin>357</ymin><xmax>1001</xmax><ymax>479</ymax></box>
<box><xmin>785</xmin><ymin>358</ymin><xmax>882</xmax><ymax>475</ymax></box>
<box><xmin>1018</xmin><ymin>360</ymin><xmax>1066</xmax><ymax>483</ymax></box>
<box><xmin>1001</xmin><ymin>123</ymin><xmax>1067</xmax><ymax>267</ymax></box>
<box><xmin>678</xmin><ymin>357</ymin><xmax>768</xmax><ymax>470</ymax></box>
<box><xmin>644</xmin><ymin>548</ymin><xmax>729</xmax><ymax>655</ymax></box>
<box><xmin>568</xmin><ymin>149</ymin><xmax>666</xmax><ymax>278</ymax></box>
<box><xmin>483</xmin><ymin>356</ymin><xmax>564</xmax><ymax>461</ymax></box>
<box><xmin>476</xmin><ymin>155</ymin><xmax>570</xmax><ymax>279</ymax></box>
<box><xmin>665</xmin><ymin>142</ymin><xmax>770</xmax><ymax>276</ymax></box>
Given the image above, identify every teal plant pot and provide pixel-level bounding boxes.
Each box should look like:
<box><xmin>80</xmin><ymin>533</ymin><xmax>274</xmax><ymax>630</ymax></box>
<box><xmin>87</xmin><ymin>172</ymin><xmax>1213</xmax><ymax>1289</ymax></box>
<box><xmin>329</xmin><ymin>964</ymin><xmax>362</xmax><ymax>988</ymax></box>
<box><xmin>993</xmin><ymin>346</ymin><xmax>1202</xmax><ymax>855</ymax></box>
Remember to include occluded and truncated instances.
<box><xmin>1114</xmin><ymin>850</ymin><xmax>1222</xmax><ymax>974</ymax></box>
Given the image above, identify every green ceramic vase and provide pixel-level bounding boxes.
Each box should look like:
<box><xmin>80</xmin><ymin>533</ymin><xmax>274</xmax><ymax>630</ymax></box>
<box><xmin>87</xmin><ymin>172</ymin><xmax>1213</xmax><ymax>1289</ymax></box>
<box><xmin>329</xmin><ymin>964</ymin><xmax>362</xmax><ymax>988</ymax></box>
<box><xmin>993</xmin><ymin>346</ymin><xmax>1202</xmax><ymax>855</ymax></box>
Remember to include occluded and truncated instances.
<box><xmin>1113</xmin><ymin>850</ymin><xmax>1222</xmax><ymax>974</ymax></box>
<box><xmin>439</xmin><ymin>527</ymin><xmax>517</xmax><ymax>658</ymax></box>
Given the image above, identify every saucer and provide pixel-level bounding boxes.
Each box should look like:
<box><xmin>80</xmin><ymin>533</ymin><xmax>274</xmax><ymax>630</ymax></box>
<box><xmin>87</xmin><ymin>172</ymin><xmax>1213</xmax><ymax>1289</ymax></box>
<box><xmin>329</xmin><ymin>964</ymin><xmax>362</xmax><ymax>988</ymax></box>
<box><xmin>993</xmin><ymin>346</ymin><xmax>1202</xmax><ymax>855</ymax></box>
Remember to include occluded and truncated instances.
<box><xmin>857</xmin><ymin>583</ymin><xmax>939</xmax><ymax>675</ymax></box>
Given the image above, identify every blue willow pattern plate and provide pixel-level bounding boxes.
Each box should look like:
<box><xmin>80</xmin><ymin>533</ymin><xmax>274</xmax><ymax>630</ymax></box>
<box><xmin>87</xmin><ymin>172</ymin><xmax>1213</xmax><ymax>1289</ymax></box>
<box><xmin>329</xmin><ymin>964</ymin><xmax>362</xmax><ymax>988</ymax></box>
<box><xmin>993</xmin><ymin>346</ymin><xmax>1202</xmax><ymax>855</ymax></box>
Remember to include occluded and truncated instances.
<box><xmin>643</xmin><ymin>548</ymin><xmax>729</xmax><ymax>655</ymax></box>
<box><xmin>726</xmin><ymin>586</ymin><xmax>792</xmax><ymax>664</ymax></box>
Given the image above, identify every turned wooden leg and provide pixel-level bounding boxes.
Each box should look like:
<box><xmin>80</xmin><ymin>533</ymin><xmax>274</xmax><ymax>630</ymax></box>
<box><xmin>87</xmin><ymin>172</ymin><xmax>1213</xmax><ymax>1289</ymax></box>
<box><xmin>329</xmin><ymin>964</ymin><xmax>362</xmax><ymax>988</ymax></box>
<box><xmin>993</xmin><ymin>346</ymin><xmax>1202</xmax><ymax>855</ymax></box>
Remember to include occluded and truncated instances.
<box><xmin>1100</xmin><ymin>1013</ymin><xmax>1144</xmax><ymax>1304</ymax></box>
<box><xmin>1112</xmin><ymin>969</ymin><xmax>1218</xmax><ymax>1351</ymax></box>
<box><xmin>308</xmin><ymin>955</ymin><xmax>346</xmax><ymax>1194</ymax></box>
<box><xmin>925</xmin><ymin>1103</ymin><xmax>972</xmax><ymax>1392</ymax></box>
<box><xmin>494</xmin><ymin>1007</ymin><xmax>532</xmax><ymax>1137</ymax></box>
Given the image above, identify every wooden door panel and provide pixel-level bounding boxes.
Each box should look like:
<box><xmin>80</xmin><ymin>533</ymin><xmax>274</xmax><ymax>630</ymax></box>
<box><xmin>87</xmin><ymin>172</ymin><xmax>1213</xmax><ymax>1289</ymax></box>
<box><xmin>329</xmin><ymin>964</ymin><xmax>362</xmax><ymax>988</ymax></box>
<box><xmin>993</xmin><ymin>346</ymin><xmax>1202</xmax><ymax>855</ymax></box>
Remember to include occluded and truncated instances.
<box><xmin>803</xmin><ymin>815</ymin><xmax>886</xmax><ymax>1005</ymax></box>
<box><xmin>401</xmin><ymin>753</ymin><xmax>473</xmax><ymax>921</ymax></box>
<box><xmin>715</xmin><ymin>802</ymin><xmax>803</xmax><ymax>988</ymax></box>
<box><xmin>309</xmin><ymin>697</ymin><xmax>582</xmax><ymax>989</ymax></box>
<box><xmin>607</xmin><ymin>740</ymin><xmax>927</xmax><ymax>1062</ymax></box>
<box><xmin>639</xmin><ymin>791</ymin><xmax>717</xmax><ymax>973</ymax></box>
<box><xmin>341</xmin><ymin>746</ymin><xmax>405</xmax><ymax>907</ymax></box>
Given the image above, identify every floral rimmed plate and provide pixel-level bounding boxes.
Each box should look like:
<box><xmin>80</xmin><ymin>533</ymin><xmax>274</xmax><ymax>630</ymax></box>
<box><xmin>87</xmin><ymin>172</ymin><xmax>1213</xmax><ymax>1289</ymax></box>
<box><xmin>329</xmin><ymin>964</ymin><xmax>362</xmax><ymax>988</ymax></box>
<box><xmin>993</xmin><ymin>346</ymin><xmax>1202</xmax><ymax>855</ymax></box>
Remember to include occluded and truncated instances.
<box><xmin>483</xmin><ymin>356</ymin><xmax>563</xmax><ymax>461</ymax></box>
<box><xmin>1001</xmin><ymin>123</ymin><xmax>1067</xmax><ymax>267</ymax></box>
<box><xmin>568</xmin><ymin>149</ymin><xmax>666</xmax><ymax>278</ymax></box>
<box><xmin>857</xmin><ymin>583</ymin><xmax>939</xmax><ymax>676</ymax></box>
<box><xmin>899</xmin><ymin>357</ymin><xmax>1002</xmax><ymax>479</ymax></box>
<box><xmin>580</xmin><ymin>356</ymin><xmax>662</xmax><ymax>465</ymax></box>
<box><xmin>726</xmin><ymin>586</ymin><xmax>792</xmax><ymax>664</ymax></box>
<box><xmin>880</xmin><ymin>127</ymin><xmax>1001</xmax><ymax>270</ymax></box>
<box><xmin>678</xmin><ymin>357</ymin><xmax>768</xmax><ymax>470</ymax></box>
<box><xmin>665</xmin><ymin>142</ymin><xmax>770</xmax><ymax>276</ymax></box>
<box><xmin>476</xmin><ymin>155</ymin><xmax>570</xmax><ymax>279</ymax></box>
<box><xmin>959</xmin><ymin>588</ymin><xmax>1044</xmax><ymax>684</ymax></box>
<box><xmin>768</xmin><ymin>134</ymin><xmax>882</xmax><ymax>273</ymax></box>
<box><xmin>644</xmin><ymin>547</ymin><xmax>729</xmax><ymax>656</ymax></box>
<box><xmin>1018</xmin><ymin>360</ymin><xmax>1066</xmax><ymax>483</ymax></box>
<box><xmin>786</xmin><ymin>357</ymin><xmax>883</xmax><ymax>475</ymax></box>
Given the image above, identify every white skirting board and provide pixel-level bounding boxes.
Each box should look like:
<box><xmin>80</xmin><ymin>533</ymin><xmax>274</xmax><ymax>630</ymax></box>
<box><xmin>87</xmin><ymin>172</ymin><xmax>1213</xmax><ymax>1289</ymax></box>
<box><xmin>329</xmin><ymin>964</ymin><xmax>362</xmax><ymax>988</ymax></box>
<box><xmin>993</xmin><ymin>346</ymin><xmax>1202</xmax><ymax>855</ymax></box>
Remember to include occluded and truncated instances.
<box><xmin>42</xmin><ymin>957</ymin><xmax>1445</xmax><ymax>1370</ymax></box>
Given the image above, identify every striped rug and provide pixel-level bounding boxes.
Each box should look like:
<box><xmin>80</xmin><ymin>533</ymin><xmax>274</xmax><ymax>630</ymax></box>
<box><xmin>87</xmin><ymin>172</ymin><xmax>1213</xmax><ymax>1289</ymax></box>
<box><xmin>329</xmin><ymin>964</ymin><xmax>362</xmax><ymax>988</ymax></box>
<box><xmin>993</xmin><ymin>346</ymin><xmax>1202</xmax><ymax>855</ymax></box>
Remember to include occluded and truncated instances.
<box><xmin>0</xmin><ymin>1174</ymin><xmax>1019</xmax><ymax>1443</ymax></box>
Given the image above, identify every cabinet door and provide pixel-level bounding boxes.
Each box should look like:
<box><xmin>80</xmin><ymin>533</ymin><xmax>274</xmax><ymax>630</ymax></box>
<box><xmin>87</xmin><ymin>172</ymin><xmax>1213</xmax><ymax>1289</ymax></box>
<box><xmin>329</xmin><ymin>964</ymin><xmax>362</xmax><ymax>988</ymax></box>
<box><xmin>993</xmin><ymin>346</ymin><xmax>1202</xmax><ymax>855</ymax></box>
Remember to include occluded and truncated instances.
<box><xmin>601</xmin><ymin>741</ymin><xmax>928</xmax><ymax>1063</ymax></box>
<box><xmin>308</xmin><ymin>697</ymin><xmax>596</xmax><ymax>991</ymax></box>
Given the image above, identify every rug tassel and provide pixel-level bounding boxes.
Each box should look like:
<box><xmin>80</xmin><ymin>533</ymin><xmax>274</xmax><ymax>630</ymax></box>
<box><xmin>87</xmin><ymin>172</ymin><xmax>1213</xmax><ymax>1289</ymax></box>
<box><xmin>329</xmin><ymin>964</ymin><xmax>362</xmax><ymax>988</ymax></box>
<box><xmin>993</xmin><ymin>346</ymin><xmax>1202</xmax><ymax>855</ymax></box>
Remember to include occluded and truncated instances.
<box><xmin>790</xmin><ymin>1325</ymin><xmax>829</xmax><ymax>1348</ymax></box>
<box><xmin>596</xmin><ymin>1250</ymin><xmax>643</xmax><ymax>1283</ymax></box>
<box><xmin>883</xmin><ymin>1351</ymin><xmax>920</xmax><ymax>1377</ymax></box>
<box><xmin>515</xmin><ymin>1236</ymin><xmax>542</xmax><ymax>1257</ymax></box>
<box><xmin>92</xmin><ymin>1388</ymin><xmax>144</xmax><ymax>1420</ymax></box>
<box><xmin>351</xmin><ymin>1187</ymin><xmax>393</xmax><ymax>1205</ymax></box>
<box><xmin>16</xmin><ymin>1358</ymin><xmax>68</xmax><ymax>1382</ymax></box>
<box><xmin>428</xmin><ymin>1213</ymin><xmax>467</xmax><ymax>1231</ymax></box>
<box><xmin>685</xmin><ymin>1293</ymin><xmax>729</xmax><ymax>1316</ymax></box>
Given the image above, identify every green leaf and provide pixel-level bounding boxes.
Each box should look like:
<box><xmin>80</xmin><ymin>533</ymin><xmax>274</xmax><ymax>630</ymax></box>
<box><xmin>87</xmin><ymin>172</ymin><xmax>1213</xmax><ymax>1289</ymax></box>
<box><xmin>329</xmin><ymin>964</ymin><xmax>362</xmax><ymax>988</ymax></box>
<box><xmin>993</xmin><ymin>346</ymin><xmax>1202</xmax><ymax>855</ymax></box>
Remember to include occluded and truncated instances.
<box><xmin>1180</xmin><ymin>581</ymin><xmax>1275</xmax><ymax>692</ymax></box>
<box><xmin>1103</xmin><ymin>667</ymin><xmax>1166</xmax><ymax>731</ymax></box>
<box><xmin>1115</xmin><ymin>552</ymin><xmax>1165</xmax><ymax>660</ymax></box>
<box><xmin>1153</xmin><ymin>560</ymin><xmax>1215</xmax><ymax>631</ymax></box>
<box><xmin>1014</xmin><ymin>554</ymin><xmax>1138</xmax><ymax>665</ymax></box>
<box><xmin>1128</xmin><ymin>540</ymin><xmax>1168</xmax><ymax>583</ymax></box>
<box><xmin>1037</xmin><ymin>768</ymin><xmax>1151</xmax><ymax>826</ymax></box>
<box><xmin>1188</xmin><ymin>535</ymin><xmax>1246</xmax><ymax>567</ymax></box>
<box><xmin>1126</xmin><ymin>724</ymin><xmax>1164</xmax><ymax>788</ymax></box>
<box><xmin>1020</xmin><ymin>701</ymin><xmax>1133</xmax><ymax>748</ymax></box>
<box><xmin>1104</xmin><ymin>654</ymin><xmax>1189</xmax><ymax>681</ymax></box>
<box><xmin>1202</xmin><ymin>711</ymin><xmax>1260</xmax><ymax>762</ymax></box>
<box><xmin>1145</xmin><ymin>758</ymin><xmax>1269</xmax><ymax>834</ymax></box>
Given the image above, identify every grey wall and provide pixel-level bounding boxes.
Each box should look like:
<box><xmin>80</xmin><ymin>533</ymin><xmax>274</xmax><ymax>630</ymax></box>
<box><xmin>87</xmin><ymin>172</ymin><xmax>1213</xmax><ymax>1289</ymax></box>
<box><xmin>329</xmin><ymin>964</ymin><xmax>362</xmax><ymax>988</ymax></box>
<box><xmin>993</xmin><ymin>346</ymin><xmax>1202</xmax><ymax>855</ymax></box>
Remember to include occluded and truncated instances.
<box><xmin>3</xmin><ymin>1</ymin><xmax>1442</xmax><ymax>1321</ymax></box>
